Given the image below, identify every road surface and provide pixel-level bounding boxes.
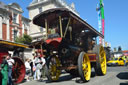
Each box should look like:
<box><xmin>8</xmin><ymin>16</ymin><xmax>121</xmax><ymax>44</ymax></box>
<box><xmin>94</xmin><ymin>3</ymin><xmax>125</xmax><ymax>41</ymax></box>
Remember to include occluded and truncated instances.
<box><xmin>19</xmin><ymin>66</ymin><xmax>128</xmax><ymax>85</ymax></box>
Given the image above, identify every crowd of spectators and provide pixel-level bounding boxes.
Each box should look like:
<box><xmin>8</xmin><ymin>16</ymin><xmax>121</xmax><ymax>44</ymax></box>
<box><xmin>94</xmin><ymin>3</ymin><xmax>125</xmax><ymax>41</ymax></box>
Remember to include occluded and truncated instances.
<box><xmin>0</xmin><ymin>52</ymin><xmax>46</xmax><ymax>85</ymax></box>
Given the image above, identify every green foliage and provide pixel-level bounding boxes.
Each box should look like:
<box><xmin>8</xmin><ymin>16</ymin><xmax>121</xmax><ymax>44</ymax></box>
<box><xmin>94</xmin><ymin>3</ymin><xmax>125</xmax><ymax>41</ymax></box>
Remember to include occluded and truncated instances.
<box><xmin>15</xmin><ymin>34</ymin><xmax>32</xmax><ymax>45</ymax></box>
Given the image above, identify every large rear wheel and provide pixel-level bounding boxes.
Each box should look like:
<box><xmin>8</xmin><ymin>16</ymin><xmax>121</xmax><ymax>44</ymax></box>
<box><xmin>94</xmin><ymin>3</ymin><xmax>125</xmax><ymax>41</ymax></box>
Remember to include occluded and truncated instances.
<box><xmin>45</xmin><ymin>56</ymin><xmax>61</xmax><ymax>81</ymax></box>
<box><xmin>78</xmin><ymin>52</ymin><xmax>91</xmax><ymax>82</ymax></box>
<box><xmin>12</xmin><ymin>57</ymin><xmax>25</xmax><ymax>84</ymax></box>
<box><xmin>93</xmin><ymin>45</ymin><xmax>107</xmax><ymax>75</ymax></box>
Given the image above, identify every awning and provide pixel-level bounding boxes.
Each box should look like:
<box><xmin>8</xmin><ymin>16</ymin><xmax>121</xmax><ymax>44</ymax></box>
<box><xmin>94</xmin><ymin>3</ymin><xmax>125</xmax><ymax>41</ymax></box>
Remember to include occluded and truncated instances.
<box><xmin>0</xmin><ymin>40</ymin><xmax>28</xmax><ymax>51</ymax></box>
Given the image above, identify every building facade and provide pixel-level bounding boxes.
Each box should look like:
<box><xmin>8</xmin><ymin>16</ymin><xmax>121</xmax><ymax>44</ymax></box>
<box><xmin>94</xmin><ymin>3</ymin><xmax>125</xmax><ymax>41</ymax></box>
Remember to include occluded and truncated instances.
<box><xmin>0</xmin><ymin>2</ymin><xmax>30</xmax><ymax>41</ymax></box>
<box><xmin>27</xmin><ymin>0</ymin><xmax>79</xmax><ymax>42</ymax></box>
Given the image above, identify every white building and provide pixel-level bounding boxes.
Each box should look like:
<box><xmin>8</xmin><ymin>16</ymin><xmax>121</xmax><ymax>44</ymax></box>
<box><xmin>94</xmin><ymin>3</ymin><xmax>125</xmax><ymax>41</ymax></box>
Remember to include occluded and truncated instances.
<box><xmin>27</xmin><ymin>0</ymin><xmax>79</xmax><ymax>42</ymax></box>
<box><xmin>0</xmin><ymin>2</ymin><xmax>30</xmax><ymax>41</ymax></box>
<box><xmin>0</xmin><ymin>1</ymin><xmax>33</xmax><ymax>60</ymax></box>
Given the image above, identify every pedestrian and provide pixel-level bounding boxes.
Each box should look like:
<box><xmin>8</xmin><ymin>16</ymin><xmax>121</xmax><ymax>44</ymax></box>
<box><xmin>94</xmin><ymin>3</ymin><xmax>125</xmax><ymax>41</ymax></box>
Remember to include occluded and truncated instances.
<box><xmin>40</xmin><ymin>56</ymin><xmax>46</xmax><ymax>79</ymax></box>
<box><xmin>112</xmin><ymin>56</ymin><xmax>115</xmax><ymax>60</ymax></box>
<box><xmin>33</xmin><ymin>53</ymin><xmax>45</xmax><ymax>81</ymax></box>
<box><xmin>30</xmin><ymin>59</ymin><xmax>33</xmax><ymax>76</ymax></box>
<box><xmin>126</xmin><ymin>56</ymin><xmax>128</xmax><ymax>66</ymax></box>
<box><xmin>25</xmin><ymin>58</ymin><xmax>31</xmax><ymax>81</ymax></box>
<box><xmin>0</xmin><ymin>69</ymin><xmax>2</xmax><ymax>85</ymax></box>
<box><xmin>6</xmin><ymin>54</ymin><xmax>14</xmax><ymax>85</ymax></box>
<box><xmin>122</xmin><ymin>55</ymin><xmax>126</xmax><ymax>66</ymax></box>
<box><xmin>40</xmin><ymin>50</ymin><xmax>46</xmax><ymax>79</ymax></box>
<box><xmin>126</xmin><ymin>56</ymin><xmax>128</xmax><ymax>60</ymax></box>
<box><xmin>33</xmin><ymin>63</ymin><xmax>36</xmax><ymax>80</ymax></box>
<box><xmin>31</xmin><ymin>53</ymin><xmax>36</xmax><ymax>77</ymax></box>
<box><xmin>0</xmin><ymin>55</ymin><xmax>8</xmax><ymax>85</ymax></box>
<box><xmin>33</xmin><ymin>53</ymin><xmax>37</xmax><ymax>80</ymax></box>
<box><xmin>34</xmin><ymin>53</ymin><xmax>41</xmax><ymax>81</ymax></box>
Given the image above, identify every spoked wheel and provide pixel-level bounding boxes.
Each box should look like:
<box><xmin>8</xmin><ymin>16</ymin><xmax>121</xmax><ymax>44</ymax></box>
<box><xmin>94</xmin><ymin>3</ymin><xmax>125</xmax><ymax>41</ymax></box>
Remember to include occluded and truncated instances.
<box><xmin>45</xmin><ymin>56</ymin><xmax>61</xmax><ymax>81</ymax></box>
<box><xmin>12</xmin><ymin>57</ymin><xmax>25</xmax><ymax>84</ymax></box>
<box><xmin>78</xmin><ymin>52</ymin><xmax>91</xmax><ymax>82</ymax></box>
<box><xmin>93</xmin><ymin>45</ymin><xmax>107</xmax><ymax>75</ymax></box>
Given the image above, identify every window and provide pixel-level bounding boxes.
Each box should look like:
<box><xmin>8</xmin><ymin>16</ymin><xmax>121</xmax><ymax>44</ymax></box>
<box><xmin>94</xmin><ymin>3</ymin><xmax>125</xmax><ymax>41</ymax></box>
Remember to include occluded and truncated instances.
<box><xmin>39</xmin><ymin>7</ymin><xmax>42</xmax><ymax>13</ymax></box>
<box><xmin>13</xmin><ymin>13</ymin><xmax>17</xmax><ymax>23</ymax></box>
<box><xmin>24</xmin><ymin>23</ymin><xmax>27</xmax><ymax>29</ymax></box>
<box><xmin>14</xmin><ymin>30</ymin><xmax>18</xmax><ymax>41</ymax></box>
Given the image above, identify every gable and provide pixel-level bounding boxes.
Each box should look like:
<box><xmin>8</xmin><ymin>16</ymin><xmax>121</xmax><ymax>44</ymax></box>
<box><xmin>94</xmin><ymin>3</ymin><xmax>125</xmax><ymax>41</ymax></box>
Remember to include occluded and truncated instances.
<box><xmin>8</xmin><ymin>3</ymin><xmax>23</xmax><ymax>12</ymax></box>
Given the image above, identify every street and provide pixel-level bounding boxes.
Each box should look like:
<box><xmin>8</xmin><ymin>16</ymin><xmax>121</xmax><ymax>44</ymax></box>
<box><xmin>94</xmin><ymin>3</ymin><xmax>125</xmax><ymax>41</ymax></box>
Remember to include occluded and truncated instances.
<box><xmin>19</xmin><ymin>66</ymin><xmax>128</xmax><ymax>85</ymax></box>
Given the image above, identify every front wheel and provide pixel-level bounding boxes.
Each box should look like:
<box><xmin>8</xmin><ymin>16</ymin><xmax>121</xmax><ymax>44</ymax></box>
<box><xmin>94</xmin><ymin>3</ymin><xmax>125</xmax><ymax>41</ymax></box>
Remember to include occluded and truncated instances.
<box><xmin>45</xmin><ymin>56</ymin><xmax>61</xmax><ymax>81</ymax></box>
<box><xmin>78</xmin><ymin>52</ymin><xmax>91</xmax><ymax>82</ymax></box>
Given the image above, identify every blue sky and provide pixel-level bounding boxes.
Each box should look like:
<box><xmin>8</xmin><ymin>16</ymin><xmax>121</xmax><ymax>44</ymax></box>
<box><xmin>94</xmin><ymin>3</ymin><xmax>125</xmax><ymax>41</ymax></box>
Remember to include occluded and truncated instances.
<box><xmin>1</xmin><ymin>0</ymin><xmax>128</xmax><ymax>50</ymax></box>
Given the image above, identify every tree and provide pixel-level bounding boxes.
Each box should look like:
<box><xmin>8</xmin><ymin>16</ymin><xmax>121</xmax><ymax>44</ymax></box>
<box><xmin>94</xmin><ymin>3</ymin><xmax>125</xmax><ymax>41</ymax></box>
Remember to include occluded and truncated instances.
<box><xmin>15</xmin><ymin>34</ymin><xmax>32</xmax><ymax>45</ymax></box>
<box><xmin>118</xmin><ymin>46</ymin><xmax>122</xmax><ymax>52</ymax></box>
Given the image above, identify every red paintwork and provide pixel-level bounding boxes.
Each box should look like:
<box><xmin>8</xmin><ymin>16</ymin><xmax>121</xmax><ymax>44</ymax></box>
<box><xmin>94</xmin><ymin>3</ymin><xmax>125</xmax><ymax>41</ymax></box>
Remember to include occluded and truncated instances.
<box><xmin>88</xmin><ymin>54</ymin><xmax>96</xmax><ymax>62</ymax></box>
<box><xmin>46</xmin><ymin>37</ymin><xmax>62</xmax><ymax>48</ymax></box>
<box><xmin>0</xmin><ymin>51</ymin><xmax>8</xmax><ymax>64</ymax></box>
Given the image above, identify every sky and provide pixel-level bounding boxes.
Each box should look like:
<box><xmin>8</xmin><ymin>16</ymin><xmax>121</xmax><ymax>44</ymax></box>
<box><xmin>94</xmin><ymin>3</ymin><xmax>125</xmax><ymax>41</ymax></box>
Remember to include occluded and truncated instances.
<box><xmin>1</xmin><ymin>0</ymin><xmax>128</xmax><ymax>50</ymax></box>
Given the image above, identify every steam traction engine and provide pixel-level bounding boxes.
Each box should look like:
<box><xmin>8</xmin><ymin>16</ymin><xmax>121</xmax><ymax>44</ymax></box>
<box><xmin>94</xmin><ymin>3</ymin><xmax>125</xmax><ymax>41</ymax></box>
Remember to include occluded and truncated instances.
<box><xmin>33</xmin><ymin>8</ymin><xmax>107</xmax><ymax>82</ymax></box>
<box><xmin>0</xmin><ymin>40</ymin><xmax>28</xmax><ymax>84</ymax></box>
